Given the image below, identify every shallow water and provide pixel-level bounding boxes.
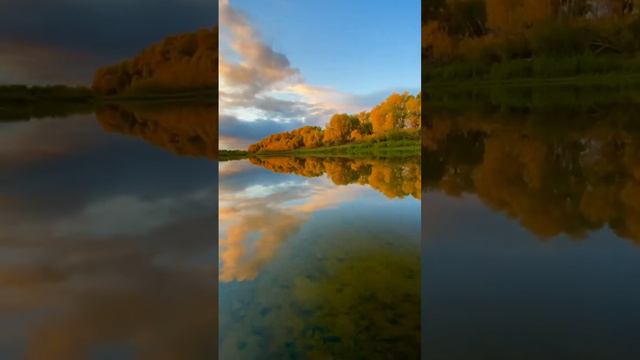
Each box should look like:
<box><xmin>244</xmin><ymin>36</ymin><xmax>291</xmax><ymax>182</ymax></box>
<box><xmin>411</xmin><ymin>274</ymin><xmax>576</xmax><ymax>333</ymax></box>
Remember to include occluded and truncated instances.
<box><xmin>219</xmin><ymin>157</ymin><xmax>421</xmax><ymax>358</ymax></box>
<box><xmin>0</xmin><ymin>106</ymin><xmax>218</xmax><ymax>359</ymax></box>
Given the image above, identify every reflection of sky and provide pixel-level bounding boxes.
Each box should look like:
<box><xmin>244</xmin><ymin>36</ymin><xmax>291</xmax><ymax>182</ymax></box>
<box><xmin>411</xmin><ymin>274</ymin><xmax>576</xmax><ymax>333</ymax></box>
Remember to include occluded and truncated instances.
<box><xmin>219</xmin><ymin>160</ymin><xmax>365</xmax><ymax>282</ymax></box>
<box><xmin>219</xmin><ymin>158</ymin><xmax>422</xmax><ymax>282</ymax></box>
<box><xmin>423</xmin><ymin>192</ymin><xmax>640</xmax><ymax>359</ymax></box>
<box><xmin>0</xmin><ymin>115</ymin><xmax>217</xmax><ymax>358</ymax></box>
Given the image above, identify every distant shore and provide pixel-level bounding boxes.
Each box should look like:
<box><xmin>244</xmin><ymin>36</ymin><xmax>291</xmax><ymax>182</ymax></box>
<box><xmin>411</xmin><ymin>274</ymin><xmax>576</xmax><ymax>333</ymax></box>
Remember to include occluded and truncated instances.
<box><xmin>0</xmin><ymin>85</ymin><xmax>216</xmax><ymax>120</ymax></box>
<box><xmin>219</xmin><ymin>139</ymin><xmax>420</xmax><ymax>161</ymax></box>
<box><xmin>0</xmin><ymin>85</ymin><xmax>215</xmax><ymax>103</ymax></box>
<box><xmin>424</xmin><ymin>70</ymin><xmax>640</xmax><ymax>89</ymax></box>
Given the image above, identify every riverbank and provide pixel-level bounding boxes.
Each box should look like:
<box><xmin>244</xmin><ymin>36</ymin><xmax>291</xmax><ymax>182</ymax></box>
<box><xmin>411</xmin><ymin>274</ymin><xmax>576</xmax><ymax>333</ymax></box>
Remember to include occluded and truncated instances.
<box><xmin>425</xmin><ymin>71</ymin><xmax>640</xmax><ymax>90</ymax></box>
<box><xmin>425</xmin><ymin>55</ymin><xmax>640</xmax><ymax>88</ymax></box>
<box><xmin>0</xmin><ymin>85</ymin><xmax>216</xmax><ymax>103</ymax></box>
<box><xmin>0</xmin><ymin>85</ymin><xmax>216</xmax><ymax>120</ymax></box>
<box><xmin>220</xmin><ymin>139</ymin><xmax>420</xmax><ymax>161</ymax></box>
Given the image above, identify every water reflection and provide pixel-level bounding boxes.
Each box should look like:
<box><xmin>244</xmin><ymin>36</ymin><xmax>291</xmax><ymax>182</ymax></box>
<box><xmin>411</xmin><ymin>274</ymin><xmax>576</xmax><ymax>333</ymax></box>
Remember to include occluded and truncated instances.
<box><xmin>219</xmin><ymin>157</ymin><xmax>421</xmax><ymax>358</ymax></box>
<box><xmin>424</xmin><ymin>102</ymin><xmax>640</xmax><ymax>243</ymax></box>
<box><xmin>0</xmin><ymin>106</ymin><xmax>217</xmax><ymax>358</ymax></box>
<box><xmin>96</xmin><ymin>103</ymin><xmax>218</xmax><ymax>159</ymax></box>
<box><xmin>423</xmin><ymin>89</ymin><xmax>640</xmax><ymax>359</ymax></box>
<box><xmin>249</xmin><ymin>156</ymin><xmax>421</xmax><ymax>199</ymax></box>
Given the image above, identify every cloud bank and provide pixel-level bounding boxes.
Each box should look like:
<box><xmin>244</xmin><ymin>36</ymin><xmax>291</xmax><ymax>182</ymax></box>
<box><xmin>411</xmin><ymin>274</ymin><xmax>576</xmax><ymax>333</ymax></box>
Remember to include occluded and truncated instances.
<box><xmin>219</xmin><ymin>0</ymin><xmax>377</xmax><ymax>148</ymax></box>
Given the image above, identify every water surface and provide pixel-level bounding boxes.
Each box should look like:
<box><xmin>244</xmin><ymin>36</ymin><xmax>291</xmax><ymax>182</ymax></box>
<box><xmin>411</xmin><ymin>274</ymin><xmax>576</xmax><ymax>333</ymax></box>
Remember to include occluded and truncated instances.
<box><xmin>423</xmin><ymin>87</ymin><xmax>640</xmax><ymax>359</ymax></box>
<box><xmin>219</xmin><ymin>156</ymin><xmax>421</xmax><ymax>358</ymax></box>
<box><xmin>0</xmin><ymin>104</ymin><xmax>217</xmax><ymax>359</ymax></box>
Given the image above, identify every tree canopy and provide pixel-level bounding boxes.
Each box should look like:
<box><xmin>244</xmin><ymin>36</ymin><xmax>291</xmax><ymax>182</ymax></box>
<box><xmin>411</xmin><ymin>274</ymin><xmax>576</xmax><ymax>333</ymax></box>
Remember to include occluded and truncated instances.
<box><xmin>92</xmin><ymin>27</ymin><xmax>217</xmax><ymax>96</ymax></box>
<box><xmin>248</xmin><ymin>92</ymin><xmax>421</xmax><ymax>153</ymax></box>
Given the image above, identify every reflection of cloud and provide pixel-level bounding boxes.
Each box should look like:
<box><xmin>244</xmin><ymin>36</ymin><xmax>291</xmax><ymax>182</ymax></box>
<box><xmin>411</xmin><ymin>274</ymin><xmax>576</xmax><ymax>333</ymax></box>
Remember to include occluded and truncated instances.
<box><xmin>220</xmin><ymin>207</ymin><xmax>303</xmax><ymax>282</ymax></box>
<box><xmin>0</xmin><ymin>108</ymin><xmax>218</xmax><ymax>357</ymax></box>
<box><xmin>0</xmin><ymin>192</ymin><xmax>217</xmax><ymax>359</ymax></box>
<box><xmin>0</xmin><ymin>217</ymin><xmax>218</xmax><ymax>360</ymax></box>
<box><xmin>54</xmin><ymin>189</ymin><xmax>214</xmax><ymax>238</ymax></box>
<box><xmin>219</xmin><ymin>173</ymin><xmax>361</xmax><ymax>282</ymax></box>
<box><xmin>0</xmin><ymin>115</ymin><xmax>103</xmax><ymax>168</ymax></box>
<box><xmin>219</xmin><ymin>159</ymin><xmax>253</xmax><ymax>177</ymax></box>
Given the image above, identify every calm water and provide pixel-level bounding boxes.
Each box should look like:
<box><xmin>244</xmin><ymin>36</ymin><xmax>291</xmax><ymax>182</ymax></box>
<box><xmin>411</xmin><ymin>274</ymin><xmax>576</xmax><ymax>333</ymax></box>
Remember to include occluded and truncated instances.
<box><xmin>6</xmin><ymin>87</ymin><xmax>640</xmax><ymax>359</ymax></box>
<box><xmin>219</xmin><ymin>157</ymin><xmax>421</xmax><ymax>358</ymax></box>
<box><xmin>0</xmin><ymin>104</ymin><xmax>217</xmax><ymax>359</ymax></box>
<box><xmin>424</xmin><ymin>88</ymin><xmax>640</xmax><ymax>359</ymax></box>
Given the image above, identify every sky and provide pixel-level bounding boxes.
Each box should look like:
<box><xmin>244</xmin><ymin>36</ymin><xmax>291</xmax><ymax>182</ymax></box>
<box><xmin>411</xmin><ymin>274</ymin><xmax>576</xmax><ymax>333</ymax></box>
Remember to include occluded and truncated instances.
<box><xmin>219</xmin><ymin>0</ymin><xmax>421</xmax><ymax>149</ymax></box>
<box><xmin>0</xmin><ymin>0</ymin><xmax>217</xmax><ymax>85</ymax></box>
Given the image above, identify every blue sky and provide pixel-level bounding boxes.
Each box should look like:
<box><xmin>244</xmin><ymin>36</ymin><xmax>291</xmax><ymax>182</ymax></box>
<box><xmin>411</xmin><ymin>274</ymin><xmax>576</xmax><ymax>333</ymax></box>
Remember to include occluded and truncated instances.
<box><xmin>220</xmin><ymin>0</ymin><xmax>420</xmax><ymax>149</ymax></box>
<box><xmin>232</xmin><ymin>0</ymin><xmax>420</xmax><ymax>94</ymax></box>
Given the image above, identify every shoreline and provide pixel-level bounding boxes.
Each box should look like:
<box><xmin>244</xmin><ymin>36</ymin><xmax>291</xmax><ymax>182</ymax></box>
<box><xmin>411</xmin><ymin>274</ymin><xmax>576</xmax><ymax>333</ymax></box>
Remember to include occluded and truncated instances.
<box><xmin>424</xmin><ymin>72</ymin><xmax>640</xmax><ymax>90</ymax></box>
<box><xmin>220</xmin><ymin>139</ymin><xmax>420</xmax><ymax>161</ymax></box>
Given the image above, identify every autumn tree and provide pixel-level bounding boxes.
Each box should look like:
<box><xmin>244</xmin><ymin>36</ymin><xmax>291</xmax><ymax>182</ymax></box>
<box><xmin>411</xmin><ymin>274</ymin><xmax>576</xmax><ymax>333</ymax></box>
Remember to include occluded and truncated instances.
<box><xmin>299</xmin><ymin>126</ymin><xmax>324</xmax><ymax>148</ymax></box>
<box><xmin>370</xmin><ymin>92</ymin><xmax>422</xmax><ymax>134</ymax></box>
<box><xmin>93</xmin><ymin>27</ymin><xmax>217</xmax><ymax>96</ymax></box>
<box><xmin>323</xmin><ymin>114</ymin><xmax>359</xmax><ymax>145</ymax></box>
<box><xmin>248</xmin><ymin>92</ymin><xmax>421</xmax><ymax>153</ymax></box>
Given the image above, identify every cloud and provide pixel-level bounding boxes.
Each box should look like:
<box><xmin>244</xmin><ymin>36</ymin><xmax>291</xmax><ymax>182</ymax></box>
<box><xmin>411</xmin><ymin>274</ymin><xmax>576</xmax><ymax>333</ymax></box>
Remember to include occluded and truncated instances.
<box><xmin>0</xmin><ymin>0</ymin><xmax>216</xmax><ymax>84</ymax></box>
<box><xmin>0</xmin><ymin>40</ymin><xmax>103</xmax><ymax>85</ymax></box>
<box><xmin>219</xmin><ymin>0</ymin><xmax>300</xmax><ymax>95</ymax></box>
<box><xmin>219</xmin><ymin>0</ymin><xmax>364</xmax><ymax>129</ymax></box>
<box><xmin>220</xmin><ymin>115</ymin><xmax>295</xmax><ymax>146</ymax></box>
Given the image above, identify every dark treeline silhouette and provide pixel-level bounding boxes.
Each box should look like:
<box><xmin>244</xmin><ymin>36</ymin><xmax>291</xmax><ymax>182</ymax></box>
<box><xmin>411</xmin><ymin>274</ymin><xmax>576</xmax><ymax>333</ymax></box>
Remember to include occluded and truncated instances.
<box><xmin>248</xmin><ymin>92</ymin><xmax>421</xmax><ymax>153</ymax></box>
<box><xmin>92</xmin><ymin>28</ymin><xmax>217</xmax><ymax>96</ymax></box>
<box><xmin>96</xmin><ymin>103</ymin><xmax>217</xmax><ymax>159</ymax></box>
<box><xmin>424</xmin><ymin>97</ymin><xmax>640</xmax><ymax>243</ymax></box>
<box><xmin>249</xmin><ymin>156</ymin><xmax>421</xmax><ymax>199</ymax></box>
<box><xmin>0</xmin><ymin>85</ymin><xmax>94</xmax><ymax>102</ymax></box>
<box><xmin>0</xmin><ymin>85</ymin><xmax>95</xmax><ymax>120</ymax></box>
<box><xmin>425</xmin><ymin>0</ymin><xmax>640</xmax><ymax>82</ymax></box>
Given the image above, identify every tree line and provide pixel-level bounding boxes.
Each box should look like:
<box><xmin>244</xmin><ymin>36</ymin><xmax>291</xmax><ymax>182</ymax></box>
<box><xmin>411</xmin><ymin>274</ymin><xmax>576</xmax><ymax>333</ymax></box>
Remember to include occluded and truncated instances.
<box><xmin>248</xmin><ymin>92</ymin><xmax>421</xmax><ymax>153</ymax></box>
<box><xmin>425</xmin><ymin>104</ymin><xmax>640</xmax><ymax>243</ymax></box>
<box><xmin>424</xmin><ymin>0</ymin><xmax>640</xmax><ymax>81</ymax></box>
<box><xmin>92</xmin><ymin>28</ymin><xmax>217</xmax><ymax>96</ymax></box>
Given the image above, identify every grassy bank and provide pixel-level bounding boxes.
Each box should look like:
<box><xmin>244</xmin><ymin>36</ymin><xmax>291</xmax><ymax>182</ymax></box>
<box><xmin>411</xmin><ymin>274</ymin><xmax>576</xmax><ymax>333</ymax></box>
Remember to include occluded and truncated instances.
<box><xmin>424</xmin><ymin>78</ymin><xmax>640</xmax><ymax>112</ymax></box>
<box><xmin>251</xmin><ymin>139</ymin><xmax>420</xmax><ymax>157</ymax></box>
<box><xmin>425</xmin><ymin>56</ymin><xmax>640</xmax><ymax>86</ymax></box>
<box><xmin>0</xmin><ymin>85</ymin><xmax>215</xmax><ymax>103</ymax></box>
<box><xmin>0</xmin><ymin>85</ymin><xmax>216</xmax><ymax>120</ymax></box>
<box><xmin>219</xmin><ymin>150</ymin><xmax>249</xmax><ymax>161</ymax></box>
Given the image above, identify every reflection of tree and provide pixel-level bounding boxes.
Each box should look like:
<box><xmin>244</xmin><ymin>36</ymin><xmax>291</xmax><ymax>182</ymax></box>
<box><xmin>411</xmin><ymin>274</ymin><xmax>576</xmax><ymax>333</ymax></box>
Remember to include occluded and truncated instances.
<box><xmin>425</xmin><ymin>108</ymin><xmax>640</xmax><ymax>243</ymax></box>
<box><xmin>96</xmin><ymin>103</ymin><xmax>217</xmax><ymax>159</ymax></box>
<box><xmin>249</xmin><ymin>157</ymin><xmax>422</xmax><ymax>199</ymax></box>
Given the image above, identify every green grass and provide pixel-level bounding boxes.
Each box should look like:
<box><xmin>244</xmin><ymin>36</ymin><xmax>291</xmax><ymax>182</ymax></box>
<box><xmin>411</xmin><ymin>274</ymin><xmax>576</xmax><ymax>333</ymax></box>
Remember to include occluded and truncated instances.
<box><xmin>219</xmin><ymin>149</ymin><xmax>249</xmax><ymax>161</ymax></box>
<box><xmin>0</xmin><ymin>85</ymin><xmax>216</xmax><ymax>120</ymax></box>
<box><xmin>251</xmin><ymin>139</ymin><xmax>420</xmax><ymax>158</ymax></box>
<box><xmin>425</xmin><ymin>55</ymin><xmax>640</xmax><ymax>87</ymax></box>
